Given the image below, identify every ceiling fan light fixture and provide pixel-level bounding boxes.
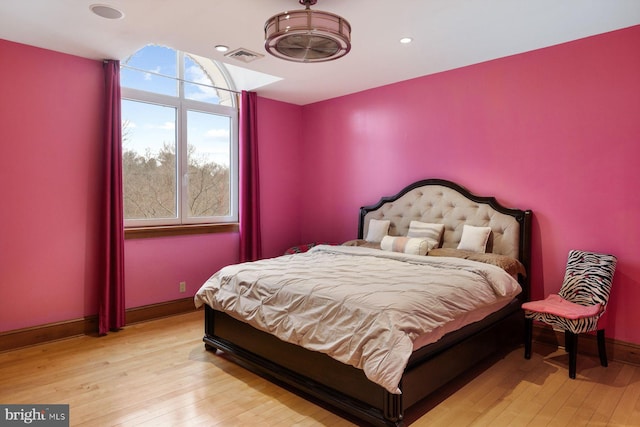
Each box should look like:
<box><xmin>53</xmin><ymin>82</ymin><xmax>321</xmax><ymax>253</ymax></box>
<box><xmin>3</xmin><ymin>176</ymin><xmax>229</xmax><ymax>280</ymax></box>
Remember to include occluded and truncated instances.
<box><xmin>264</xmin><ymin>0</ymin><xmax>351</xmax><ymax>63</ymax></box>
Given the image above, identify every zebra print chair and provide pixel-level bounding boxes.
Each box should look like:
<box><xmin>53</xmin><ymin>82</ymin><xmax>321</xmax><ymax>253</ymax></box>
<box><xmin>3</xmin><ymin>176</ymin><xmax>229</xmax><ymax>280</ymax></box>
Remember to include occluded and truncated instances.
<box><xmin>522</xmin><ymin>250</ymin><xmax>617</xmax><ymax>378</ymax></box>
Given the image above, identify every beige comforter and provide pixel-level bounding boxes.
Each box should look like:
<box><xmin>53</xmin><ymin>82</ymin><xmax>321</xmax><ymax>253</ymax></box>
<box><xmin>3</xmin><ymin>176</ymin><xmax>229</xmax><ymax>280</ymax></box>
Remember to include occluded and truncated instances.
<box><xmin>194</xmin><ymin>245</ymin><xmax>521</xmax><ymax>394</ymax></box>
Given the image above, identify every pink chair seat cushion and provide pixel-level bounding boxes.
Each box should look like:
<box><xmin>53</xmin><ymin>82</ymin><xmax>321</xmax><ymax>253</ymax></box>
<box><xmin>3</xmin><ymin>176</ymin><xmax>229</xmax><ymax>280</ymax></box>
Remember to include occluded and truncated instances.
<box><xmin>522</xmin><ymin>294</ymin><xmax>602</xmax><ymax>319</ymax></box>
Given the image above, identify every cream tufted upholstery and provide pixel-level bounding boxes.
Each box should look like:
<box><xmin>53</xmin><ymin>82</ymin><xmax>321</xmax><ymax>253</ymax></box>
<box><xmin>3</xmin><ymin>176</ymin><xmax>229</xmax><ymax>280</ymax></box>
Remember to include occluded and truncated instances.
<box><xmin>362</xmin><ymin>185</ymin><xmax>521</xmax><ymax>259</ymax></box>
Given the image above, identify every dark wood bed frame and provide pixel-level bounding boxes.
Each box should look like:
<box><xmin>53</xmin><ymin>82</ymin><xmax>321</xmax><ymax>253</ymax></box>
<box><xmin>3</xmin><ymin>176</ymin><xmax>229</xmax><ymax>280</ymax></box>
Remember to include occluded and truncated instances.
<box><xmin>202</xmin><ymin>179</ymin><xmax>532</xmax><ymax>426</ymax></box>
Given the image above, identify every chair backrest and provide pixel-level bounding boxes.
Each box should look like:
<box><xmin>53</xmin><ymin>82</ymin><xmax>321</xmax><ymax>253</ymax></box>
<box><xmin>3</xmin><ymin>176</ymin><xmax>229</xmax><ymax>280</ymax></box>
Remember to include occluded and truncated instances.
<box><xmin>559</xmin><ymin>250</ymin><xmax>617</xmax><ymax>307</ymax></box>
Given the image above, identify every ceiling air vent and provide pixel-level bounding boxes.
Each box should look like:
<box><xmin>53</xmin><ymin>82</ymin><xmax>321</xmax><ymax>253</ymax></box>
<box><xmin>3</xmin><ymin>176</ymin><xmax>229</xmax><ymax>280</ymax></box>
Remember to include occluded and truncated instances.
<box><xmin>224</xmin><ymin>48</ymin><xmax>264</xmax><ymax>63</ymax></box>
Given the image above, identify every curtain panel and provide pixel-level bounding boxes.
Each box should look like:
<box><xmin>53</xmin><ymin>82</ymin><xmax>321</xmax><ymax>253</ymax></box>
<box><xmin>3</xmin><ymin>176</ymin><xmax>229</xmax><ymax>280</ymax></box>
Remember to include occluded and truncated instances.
<box><xmin>239</xmin><ymin>91</ymin><xmax>262</xmax><ymax>262</ymax></box>
<box><xmin>99</xmin><ymin>60</ymin><xmax>125</xmax><ymax>335</ymax></box>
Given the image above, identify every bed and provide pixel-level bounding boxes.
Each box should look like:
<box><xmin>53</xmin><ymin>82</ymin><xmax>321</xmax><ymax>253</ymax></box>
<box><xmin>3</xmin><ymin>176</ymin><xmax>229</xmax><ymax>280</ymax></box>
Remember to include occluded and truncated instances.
<box><xmin>195</xmin><ymin>178</ymin><xmax>532</xmax><ymax>426</ymax></box>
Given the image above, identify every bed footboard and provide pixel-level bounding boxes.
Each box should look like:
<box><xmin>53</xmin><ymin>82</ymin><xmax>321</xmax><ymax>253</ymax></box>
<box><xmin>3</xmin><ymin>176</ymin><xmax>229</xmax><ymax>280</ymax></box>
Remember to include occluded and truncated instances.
<box><xmin>204</xmin><ymin>305</ymin><xmax>402</xmax><ymax>426</ymax></box>
<box><xmin>203</xmin><ymin>304</ymin><xmax>523</xmax><ymax>426</ymax></box>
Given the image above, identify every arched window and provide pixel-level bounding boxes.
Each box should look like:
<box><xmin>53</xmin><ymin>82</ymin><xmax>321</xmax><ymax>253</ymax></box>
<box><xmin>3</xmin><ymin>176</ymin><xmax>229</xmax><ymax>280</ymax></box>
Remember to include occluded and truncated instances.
<box><xmin>120</xmin><ymin>45</ymin><xmax>238</xmax><ymax>228</ymax></box>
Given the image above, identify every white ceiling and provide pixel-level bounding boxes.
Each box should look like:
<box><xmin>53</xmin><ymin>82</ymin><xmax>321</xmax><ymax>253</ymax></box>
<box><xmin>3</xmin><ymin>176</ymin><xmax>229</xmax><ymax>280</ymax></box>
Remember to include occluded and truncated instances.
<box><xmin>1</xmin><ymin>1</ymin><xmax>639</xmax><ymax>105</ymax></box>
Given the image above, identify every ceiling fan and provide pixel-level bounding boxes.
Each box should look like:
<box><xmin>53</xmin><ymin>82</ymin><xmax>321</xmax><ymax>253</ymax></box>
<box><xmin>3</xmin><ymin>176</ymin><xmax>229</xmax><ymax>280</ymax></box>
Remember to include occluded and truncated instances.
<box><xmin>264</xmin><ymin>0</ymin><xmax>352</xmax><ymax>63</ymax></box>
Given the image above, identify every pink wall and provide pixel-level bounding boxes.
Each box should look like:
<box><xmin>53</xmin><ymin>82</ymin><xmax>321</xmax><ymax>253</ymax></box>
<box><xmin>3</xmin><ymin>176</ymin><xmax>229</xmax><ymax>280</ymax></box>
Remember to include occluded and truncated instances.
<box><xmin>0</xmin><ymin>40</ymin><xmax>104</xmax><ymax>331</ymax></box>
<box><xmin>255</xmin><ymin>97</ymin><xmax>304</xmax><ymax>258</ymax></box>
<box><xmin>300</xmin><ymin>25</ymin><xmax>640</xmax><ymax>344</ymax></box>
<box><xmin>124</xmin><ymin>233</ymin><xmax>239</xmax><ymax>307</ymax></box>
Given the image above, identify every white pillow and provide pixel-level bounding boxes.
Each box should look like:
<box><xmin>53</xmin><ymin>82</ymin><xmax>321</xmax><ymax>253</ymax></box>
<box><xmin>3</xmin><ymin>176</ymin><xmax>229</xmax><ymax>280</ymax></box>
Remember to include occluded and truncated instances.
<box><xmin>365</xmin><ymin>219</ymin><xmax>390</xmax><ymax>242</ymax></box>
<box><xmin>381</xmin><ymin>235</ymin><xmax>430</xmax><ymax>256</ymax></box>
<box><xmin>407</xmin><ymin>221</ymin><xmax>445</xmax><ymax>249</ymax></box>
<box><xmin>457</xmin><ymin>225</ymin><xmax>492</xmax><ymax>253</ymax></box>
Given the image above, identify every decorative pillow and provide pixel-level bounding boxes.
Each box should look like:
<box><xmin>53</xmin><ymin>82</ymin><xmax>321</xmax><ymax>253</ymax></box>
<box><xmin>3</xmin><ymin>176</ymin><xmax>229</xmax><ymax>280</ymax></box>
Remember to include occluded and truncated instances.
<box><xmin>380</xmin><ymin>235</ymin><xmax>430</xmax><ymax>255</ymax></box>
<box><xmin>365</xmin><ymin>219</ymin><xmax>390</xmax><ymax>242</ymax></box>
<box><xmin>457</xmin><ymin>225</ymin><xmax>492</xmax><ymax>253</ymax></box>
<box><xmin>428</xmin><ymin>248</ymin><xmax>526</xmax><ymax>277</ymax></box>
<box><xmin>407</xmin><ymin>221</ymin><xmax>445</xmax><ymax>249</ymax></box>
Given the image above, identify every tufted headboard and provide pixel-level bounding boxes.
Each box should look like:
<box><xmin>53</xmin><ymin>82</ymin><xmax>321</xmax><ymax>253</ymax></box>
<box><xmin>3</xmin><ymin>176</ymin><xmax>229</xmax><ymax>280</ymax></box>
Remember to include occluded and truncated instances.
<box><xmin>358</xmin><ymin>179</ymin><xmax>532</xmax><ymax>291</ymax></box>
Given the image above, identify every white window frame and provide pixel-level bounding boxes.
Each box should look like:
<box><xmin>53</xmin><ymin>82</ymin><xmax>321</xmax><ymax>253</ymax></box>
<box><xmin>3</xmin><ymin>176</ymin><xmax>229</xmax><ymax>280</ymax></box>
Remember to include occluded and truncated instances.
<box><xmin>121</xmin><ymin>50</ymin><xmax>238</xmax><ymax>228</ymax></box>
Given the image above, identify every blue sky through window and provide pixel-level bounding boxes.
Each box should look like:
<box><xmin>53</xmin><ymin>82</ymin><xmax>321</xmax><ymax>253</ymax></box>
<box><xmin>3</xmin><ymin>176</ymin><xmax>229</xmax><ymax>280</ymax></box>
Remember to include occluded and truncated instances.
<box><xmin>121</xmin><ymin>100</ymin><xmax>176</xmax><ymax>158</ymax></box>
<box><xmin>121</xmin><ymin>45</ymin><xmax>177</xmax><ymax>96</ymax></box>
<box><xmin>121</xmin><ymin>45</ymin><xmax>231</xmax><ymax>167</ymax></box>
<box><xmin>184</xmin><ymin>55</ymin><xmax>221</xmax><ymax>104</ymax></box>
<box><xmin>187</xmin><ymin>111</ymin><xmax>231</xmax><ymax>167</ymax></box>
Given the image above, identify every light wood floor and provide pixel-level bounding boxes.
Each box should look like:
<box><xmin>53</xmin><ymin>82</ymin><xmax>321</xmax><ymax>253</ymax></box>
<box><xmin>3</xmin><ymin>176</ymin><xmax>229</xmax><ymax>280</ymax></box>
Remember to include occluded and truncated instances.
<box><xmin>1</xmin><ymin>311</ymin><xmax>639</xmax><ymax>426</ymax></box>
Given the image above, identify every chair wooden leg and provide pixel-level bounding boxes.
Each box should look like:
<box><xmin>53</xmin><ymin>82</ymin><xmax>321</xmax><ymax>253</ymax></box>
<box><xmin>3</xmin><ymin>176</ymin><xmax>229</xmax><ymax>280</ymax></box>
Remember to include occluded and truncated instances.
<box><xmin>524</xmin><ymin>318</ymin><xmax>533</xmax><ymax>359</ymax></box>
<box><xmin>597</xmin><ymin>329</ymin><xmax>608</xmax><ymax>367</ymax></box>
<box><xmin>567</xmin><ymin>332</ymin><xmax>578</xmax><ymax>379</ymax></box>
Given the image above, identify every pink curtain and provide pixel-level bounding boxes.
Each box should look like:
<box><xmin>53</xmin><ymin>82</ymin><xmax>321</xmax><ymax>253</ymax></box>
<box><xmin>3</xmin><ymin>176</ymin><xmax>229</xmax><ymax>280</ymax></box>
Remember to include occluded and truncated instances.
<box><xmin>239</xmin><ymin>91</ymin><xmax>262</xmax><ymax>262</ymax></box>
<box><xmin>99</xmin><ymin>60</ymin><xmax>125</xmax><ymax>334</ymax></box>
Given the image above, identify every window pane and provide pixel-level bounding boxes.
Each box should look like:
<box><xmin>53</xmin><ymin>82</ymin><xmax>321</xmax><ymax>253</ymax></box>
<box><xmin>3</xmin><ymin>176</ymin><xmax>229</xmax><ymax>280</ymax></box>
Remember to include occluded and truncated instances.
<box><xmin>122</xmin><ymin>100</ymin><xmax>178</xmax><ymax>220</ymax></box>
<box><xmin>121</xmin><ymin>45</ymin><xmax>178</xmax><ymax>96</ymax></box>
<box><xmin>186</xmin><ymin>110</ymin><xmax>231</xmax><ymax>217</ymax></box>
<box><xmin>184</xmin><ymin>55</ymin><xmax>221</xmax><ymax>104</ymax></box>
<box><xmin>120</xmin><ymin>45</ymin><xmax>238</xmax><ymax>227</ymax></box>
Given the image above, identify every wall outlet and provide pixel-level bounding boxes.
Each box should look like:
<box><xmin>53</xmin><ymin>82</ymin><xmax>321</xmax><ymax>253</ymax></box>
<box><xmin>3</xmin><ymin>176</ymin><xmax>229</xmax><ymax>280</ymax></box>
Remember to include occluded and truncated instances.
<box><xmin>179</xmin><ymin>281</ymin><xmax>186</xmax><ymax>293</ymax></box>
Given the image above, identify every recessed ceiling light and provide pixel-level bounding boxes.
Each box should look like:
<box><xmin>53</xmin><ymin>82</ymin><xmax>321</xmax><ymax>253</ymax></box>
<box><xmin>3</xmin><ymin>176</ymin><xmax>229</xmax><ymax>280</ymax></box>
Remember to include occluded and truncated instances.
<box><xmin>215</xmin><ymin>45</ymin><xmax>230</xmax><ymax>53</ymax></box>
<box><xmin>90</xmin><ymin>4</ymin><xmax>124</xmax><ymax>20</ymax></box>
<box><xmin>400</xmin><ymin>37</ymin><xmax>413</xmax><ymax>44</ymax></box>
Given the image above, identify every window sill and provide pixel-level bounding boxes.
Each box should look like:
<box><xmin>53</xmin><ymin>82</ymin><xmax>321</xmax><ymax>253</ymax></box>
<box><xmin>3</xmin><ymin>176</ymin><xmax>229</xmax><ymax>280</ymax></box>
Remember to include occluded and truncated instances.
<box><xmin>124</xmin><ymin>223</ymin><xmax>239</xmax><ymax>239</ymax></box>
